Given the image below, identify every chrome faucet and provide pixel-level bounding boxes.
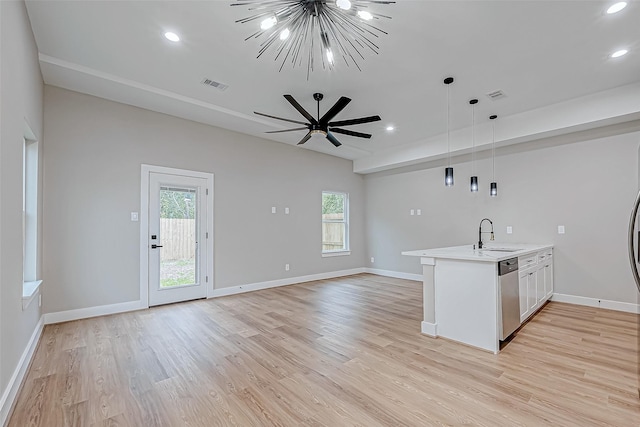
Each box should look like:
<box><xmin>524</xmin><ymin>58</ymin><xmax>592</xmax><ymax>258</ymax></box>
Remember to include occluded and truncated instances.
<box><xmin>478</xmin><ymin>218</ymin><xmax>494</xmax><ymax>249</ymax></box>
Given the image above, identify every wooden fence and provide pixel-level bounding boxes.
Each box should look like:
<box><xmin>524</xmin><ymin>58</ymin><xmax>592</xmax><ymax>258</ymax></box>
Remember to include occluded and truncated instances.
<box><xmin>160</xmin><ymin>216</ymin><xmax>346</xmax><ymax>258</ymax></box>
<box><xmin>160</xmin><ymin>218</ymin><xmax>195</xmax><ymax>261</ymax></box>
<box><xmin>322</xmin><ymin>214</ymin><xmax>345</xmax><ymax>251</ymax></box>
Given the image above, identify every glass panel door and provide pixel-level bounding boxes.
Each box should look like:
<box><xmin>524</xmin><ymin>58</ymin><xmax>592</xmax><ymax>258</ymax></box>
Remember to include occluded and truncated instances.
<box><xmin>148</xmin><ymin>172</ymin><xmax>208</xmax><ymax>306</ymax></box>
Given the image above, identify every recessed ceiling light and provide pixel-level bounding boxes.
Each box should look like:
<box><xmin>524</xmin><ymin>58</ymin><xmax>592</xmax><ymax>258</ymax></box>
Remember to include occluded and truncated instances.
<box><xmin>386</xmin><ymin>126</ymin><xmax>395</xmax><ymax>131</ymax></box>
<box><xmin>164</xmin><ymin>31</ymin><xmax>180</xmax><ymax>42</ymax></box>
<box><xmin>607</xmin><ymin>2</ymin><xmax>627</xmax><ymax>14</ymax></box>
<box><xmin>611</xmin><ymin>49</ymin><xmax>628</xmax><ymax>58</ymax></box>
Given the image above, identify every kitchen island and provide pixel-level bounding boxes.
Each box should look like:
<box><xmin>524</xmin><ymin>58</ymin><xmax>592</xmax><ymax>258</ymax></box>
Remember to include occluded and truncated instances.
<box><xmin>402</xmin><ymin>243</ymin><xmax>554</xmax><ymax>353</ymax></box>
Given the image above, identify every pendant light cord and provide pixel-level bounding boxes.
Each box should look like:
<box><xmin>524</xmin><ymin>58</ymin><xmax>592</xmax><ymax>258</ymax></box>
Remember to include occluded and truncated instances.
<box><xmin>447</xmin><ymin>84</ymin><xmax>451</xmax><ymax>167</ymax></box>
<box><xmin>471</xmin><ymin>103</ymin><xmax>475</xmax><ymax>174</ymax></box>
<box><xmin>491</xmin><ymin>119</ymin><xmax>495</xmax><ymax>180</ymax></box>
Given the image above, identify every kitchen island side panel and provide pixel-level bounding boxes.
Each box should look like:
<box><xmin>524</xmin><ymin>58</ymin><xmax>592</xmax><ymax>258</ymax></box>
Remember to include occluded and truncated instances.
<box><xmin>434</xmin><ymin>259</ymin><xmax>499</xmax><ymax>353</ymax></box>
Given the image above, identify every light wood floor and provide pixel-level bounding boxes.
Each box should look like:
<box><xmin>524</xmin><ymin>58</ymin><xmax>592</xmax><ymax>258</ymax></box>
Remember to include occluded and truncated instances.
<box><xmin>8</xmin><ymin>274</ymin><xmax>639</xmax><ymax>426</ymax></box>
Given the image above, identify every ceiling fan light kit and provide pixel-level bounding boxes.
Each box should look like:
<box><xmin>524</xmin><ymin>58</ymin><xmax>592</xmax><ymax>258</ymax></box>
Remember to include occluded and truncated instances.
<box><xmin>255</xmin><ymin>93</ymin><xmax>381</xmax><ymax>147</ymax></box>
<box><xmin>231</xmin><ymin>0</ymin><xmax>395</xmax><ymax>76</ymax></box>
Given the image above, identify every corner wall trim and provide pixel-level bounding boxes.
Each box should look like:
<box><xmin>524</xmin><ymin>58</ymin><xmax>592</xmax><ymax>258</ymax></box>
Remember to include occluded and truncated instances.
<box><xmin>364</xmin><ymin>268</ymin><xmax>422</xmax><ymax>282</ymax></box>
<box><xmin>43</xmin><ymin>300</ymin><xmax>146</xmax><ymax>325</ymax></box>
<box><xmin>421</xmin><ymin>321</ymin><xmax>437</xmax><ymax>337</ymax></box>
<box><xmin>0</xmin><ymin>316</ymin><xmax>44</xmax><ymax>425</ymax></box>
<box><xmin>551</xmin><ymin>293</ymin><xmax>640</xmax><ymax>314</ymax></box>
<box><xmin>209</xmin><ymin>268</ymin><xmax>366</xmax><ymax>298</ymax></box>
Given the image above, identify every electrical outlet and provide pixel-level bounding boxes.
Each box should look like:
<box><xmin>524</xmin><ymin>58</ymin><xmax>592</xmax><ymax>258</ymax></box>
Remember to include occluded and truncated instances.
<box><xmin>271</xmin><ymin>207</ymin><xmax>276</xmax><ymax>214</ymax></box>
<box><xmin>285</xmin><ymin>207</ymin><xmax>290</xmax><ymax>214</ymax></box>
<box><xmin>285</xmin><ymin>264</ymin><xmax>290</xmax><ymax>271</ymax></box>
<box><xmin>506</xmin><ymin>226</ymin><xmax>513</xmax><ymax>234</ymax></box>
<box><xmin>410</xmin><ymin>209</ymin><xmax>415</xmax><ymax>216</ymax></box>
<box><xmin>130</xmin><ymin>212</ymin><xmax>139</xmax><ymax>222</ymax></box>
<box><xmin>416</xmin><ymin>209</ymin><xmax>422</xmax><ymax>216</ymax></box>
<box><xmin>371</xmin><ymin>257</ymin><xmax>375</xmax><ymax>263</ymax></box>
<box><xmin>558</xmin><ymin>225</ymin><xmax>565</xmax><ymax>234</ymax></box>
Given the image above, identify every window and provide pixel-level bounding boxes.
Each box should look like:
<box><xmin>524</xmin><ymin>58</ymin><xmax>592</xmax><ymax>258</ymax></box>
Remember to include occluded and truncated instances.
<box><xmin>322</xmin><ymin>191</ymin><xmax>349</xmax><ymax>256</ymax></box>
<box><xmin>22</xmin><ymin>136</ymin><xmax>41</xmax><ymax>309</ymax></box>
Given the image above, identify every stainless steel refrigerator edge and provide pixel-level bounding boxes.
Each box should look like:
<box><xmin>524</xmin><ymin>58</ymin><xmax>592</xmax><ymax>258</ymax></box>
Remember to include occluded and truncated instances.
<box><xmin>627</xmin><ymin>189</ymin><xmax>640</xmax><ymax>398</ymax></box>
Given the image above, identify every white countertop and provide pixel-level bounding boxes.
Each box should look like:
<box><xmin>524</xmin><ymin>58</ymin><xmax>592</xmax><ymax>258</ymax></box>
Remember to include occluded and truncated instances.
<box><xmin>402</xmin><ymin>243</ymin><xmax>553</xmax><ymax>262</ymax></box>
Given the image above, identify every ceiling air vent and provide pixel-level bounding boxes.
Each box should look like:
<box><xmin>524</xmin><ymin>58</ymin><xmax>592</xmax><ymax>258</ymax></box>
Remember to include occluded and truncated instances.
<box><xmin>201</xmin><ymin>78</ymin><xmax>229</xmax><ymax>92</ymax></box>
<box><xmin>486</xmin><ymin>90</ymin><xmax>506</xmax><ymax>100</ymax></box>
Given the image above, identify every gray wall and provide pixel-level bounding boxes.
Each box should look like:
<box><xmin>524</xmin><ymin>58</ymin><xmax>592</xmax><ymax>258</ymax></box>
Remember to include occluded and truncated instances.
<box><xmin>42</xmin><ymin>86</ymin><xmax>365</xmax><ymax>313</ymax></box>
<box><xmin>365</xmin><ymin>130</ymin><xmax>640</xmax><ymax>304</ymax></box>
<box><xmin>0</xmin><ymin>0</ymin><xmax>44</xmax><ymax>406</ymax></box>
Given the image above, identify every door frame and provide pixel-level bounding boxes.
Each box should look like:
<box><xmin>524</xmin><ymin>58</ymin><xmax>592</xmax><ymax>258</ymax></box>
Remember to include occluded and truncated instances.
<box><xmin>140</xmin><ymin>164</ymin><xmax>214</xmax><ymax>308</ymax></box>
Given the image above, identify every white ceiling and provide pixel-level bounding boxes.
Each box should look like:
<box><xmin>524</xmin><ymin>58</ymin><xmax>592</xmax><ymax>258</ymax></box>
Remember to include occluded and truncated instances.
<box><xmin>24</xmin><ymin>1</ymin><xmax>640</xmax><ymax>172</ymax></box>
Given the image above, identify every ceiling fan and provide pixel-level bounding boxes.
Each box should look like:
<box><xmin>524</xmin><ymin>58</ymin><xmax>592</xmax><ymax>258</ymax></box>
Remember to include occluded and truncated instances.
<box><xmin>255</xmin><ymin>93</ymin><xmax>381</xmax><ymax>147</ymax></box>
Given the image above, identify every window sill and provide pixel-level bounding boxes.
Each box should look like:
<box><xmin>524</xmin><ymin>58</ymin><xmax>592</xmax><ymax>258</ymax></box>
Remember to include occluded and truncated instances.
<box><xmin>22</xmin><ymin>280</ymin><xmax>42</xmax><ymax>310</ymax></box>
<box><xmin>322</xmin><ymin>251</ymin><xmax>351</xmax><ymax>258</ymax></box>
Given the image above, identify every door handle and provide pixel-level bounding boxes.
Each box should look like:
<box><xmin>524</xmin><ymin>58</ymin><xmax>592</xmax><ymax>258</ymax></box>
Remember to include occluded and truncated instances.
<box><xmin>151</xmin><ymin>244</ymin><xmax>163</xmax><ymax>249</ymax></box>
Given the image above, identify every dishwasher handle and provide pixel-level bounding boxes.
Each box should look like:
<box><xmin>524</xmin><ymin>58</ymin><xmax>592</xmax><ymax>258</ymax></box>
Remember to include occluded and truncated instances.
<box><xmin>498</xmin><ymin>258</ymin><xmax>519</xmax><ymax>275</ymax></box>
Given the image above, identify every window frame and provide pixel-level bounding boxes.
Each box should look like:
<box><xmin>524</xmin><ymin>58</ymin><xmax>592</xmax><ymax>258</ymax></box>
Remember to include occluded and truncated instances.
<box><xmin>321</xmin><ymin>191</ymin><xmax>350</xmax><ymax>257</ymax></box>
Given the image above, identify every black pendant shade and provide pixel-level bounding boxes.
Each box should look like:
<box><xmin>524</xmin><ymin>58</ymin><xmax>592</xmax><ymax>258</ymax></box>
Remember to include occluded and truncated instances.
<box><xmin>471</xmin><ymin>176</ymin><xmax>478</xmax><ymax>192</ymax></box>
<box><xmin>490</xmin><ymin>182</ymin><xmax>498</xmax><ymax>197</ymax></box>
<box><xmin>445</xmin><ymin>167</ymin><xmax>454</xmax><ymax>187</ymax></box>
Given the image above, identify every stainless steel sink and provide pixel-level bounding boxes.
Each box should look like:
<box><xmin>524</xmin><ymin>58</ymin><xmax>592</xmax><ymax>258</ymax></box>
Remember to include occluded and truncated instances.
<box><xmin>479</xmin><ymin>248</ymin><xmax>522</xmax><ymax>252</ymax></box>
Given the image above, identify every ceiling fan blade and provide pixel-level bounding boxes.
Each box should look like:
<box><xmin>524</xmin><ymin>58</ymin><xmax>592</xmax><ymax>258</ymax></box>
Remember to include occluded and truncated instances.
<box><xmin>254</xmin><ymin>111</ymin><xmax>308</xmax><ymax>126</ymax></box>
<box><xmin>329</xmin><ymin>128</ymin><xmax>372</xmax><ymax>139</ymax></box>
<box><xmin>328</xmin><ymin>115</ymin><xmax>382</xmax><ymax>127</ymax></box>
<box><xmin>266</xmin><ymin>127</ymin><xmax>309</xmax><ymax>134</ymax></box>
<box><xmin>326</xmin><ymin>131</ymin><xmax>342</xmax><ymax>147</ymax></box>
<box><xmin>284</xmin><ymin>95</ymin><xmax>318</xmax><ymax>125</ymax></box>
<box><xmin>320</xmin><ymin>96</ymin><xmax>351</xmax><ymax>126</ymax></box>
<box><xmin>297</xmin><ymin>131</ymin><xmax>313</xmax><ymax>145</ymax></box>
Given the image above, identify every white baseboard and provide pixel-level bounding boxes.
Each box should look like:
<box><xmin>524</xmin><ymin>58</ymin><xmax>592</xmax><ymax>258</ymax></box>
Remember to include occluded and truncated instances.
<box><xmin>43</xmin><ymin>300</ymin><xmax>146</xmax><ymax>325</ymax></box>
<box><xmin>0</xmin><ymin>316</ymin><xmax>44</xmax><ymax>426</ymax></box>
<box><xmin>209</xmin><ymin>268</ymin><xmax>366</xmax><ymax>298</ymax></box>
<box><xmin>421</xmin><ymin>321</ymin><xmax>437</xmax><ymax>337</ymax></box>
<box><xmin>364</xmin><ymin>268</ymin><xmax>422</xmax><ymax>282</ymax></box>
<box><xmin>551</xmin><ymin>293</ymin><xmax>640</xmax><ymax>314</ymax></box>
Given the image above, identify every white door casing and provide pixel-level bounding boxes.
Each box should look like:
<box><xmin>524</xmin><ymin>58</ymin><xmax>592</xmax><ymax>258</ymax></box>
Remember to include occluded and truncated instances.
<box><xmin>140</xmin><ymin>165</ymin><xmax>214</xmax><ymax>307</ymax></box>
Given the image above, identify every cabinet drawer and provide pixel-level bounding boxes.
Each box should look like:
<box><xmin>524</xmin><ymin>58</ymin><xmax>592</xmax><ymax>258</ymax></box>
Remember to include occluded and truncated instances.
<box><xmin>519</xmin><ymin>254</ymin><xmax>537</xmax><ymax>268</ymax></box>
<box><xmin>537</xmin><ymin>252</ymin><xmax>551</xmax><ymax>263</ymax></box>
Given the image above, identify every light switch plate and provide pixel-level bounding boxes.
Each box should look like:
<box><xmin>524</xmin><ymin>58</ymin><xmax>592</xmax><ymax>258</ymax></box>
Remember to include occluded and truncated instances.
<box><xmin>370</xmin><ymin>257</ymin><xmax>375</xmax><ymax>263</ymax></box>
<box><xmin>271</xmin><ymin>207</ymin><xmax>276</xmax><ymax>214</ymax></box>
<box><xmin>131</xmin><ymin>212</ymin><xmax>139</xmax><ymax>222</ymax></box>
<box><xmin>506</xmin><ymin>226</ymin><xmax>513</xmax><ymax>234</ymax></box>
<box><xmin>285</xmin><ymin>207</ymin><xmax>290</xmax><ymax>214</ymax></box>
<box><xmin>558</xmin><ymin>225</ymin><xmax>565</xmax><ymax>234</ymax></box>
<box><xmin>410</xmin><ymin>209</ymin><xmax>415</xmax><ymax>216</ymax></box>
<box><xmin>416</xmin><ymin>209</ymin><xmax>422</xmax><ymax>216</ymax></box>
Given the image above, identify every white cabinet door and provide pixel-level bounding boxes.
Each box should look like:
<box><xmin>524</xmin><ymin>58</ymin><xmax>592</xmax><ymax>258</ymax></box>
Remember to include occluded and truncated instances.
<box><xmin>544</xmin><ymin>261</ymin><xmax>553</xmax><ymax>298</ymax></box>
<box><xmin>527</xmin><ymin>270</ymin><xmax>537</xmax><ymax>312</ymax></box>
<box><xmin>536</xmin><ymin>266</ymin><xmax>545</xmax><ymax>306</ymax></box>
<box><xmin>519</xmin><ymin>270</ymin><xmax>529</xmax><ymax>322</ymax></box>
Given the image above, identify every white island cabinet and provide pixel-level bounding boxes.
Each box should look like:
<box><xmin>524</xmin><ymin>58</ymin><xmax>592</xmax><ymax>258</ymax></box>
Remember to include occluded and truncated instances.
<box><xmin>402</xmin><ymin>244</ymin><xmax>553</xmax><ymax>353</ymax></box>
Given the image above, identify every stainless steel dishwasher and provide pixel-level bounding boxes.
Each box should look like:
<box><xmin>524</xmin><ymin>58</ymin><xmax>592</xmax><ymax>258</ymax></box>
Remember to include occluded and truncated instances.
<box><xmin>498</xmin><ymin>257</ymin><xmax>520</xmax><ymax>340</ymax></box>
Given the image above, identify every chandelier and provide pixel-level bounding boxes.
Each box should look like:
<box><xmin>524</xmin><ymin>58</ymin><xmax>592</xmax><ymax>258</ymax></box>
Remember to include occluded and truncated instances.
<box><xmin>231</xmin><ymin>0</ymin><xmax>395</xmax><ymax>77</ymax></box>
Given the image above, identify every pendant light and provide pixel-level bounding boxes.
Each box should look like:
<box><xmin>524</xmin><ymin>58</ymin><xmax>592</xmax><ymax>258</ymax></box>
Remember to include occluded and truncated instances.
<box><xmin>490</xmin><ymin>114</ymin><xmax>498</xmax><ymax>197</ymax></box>
<box><xmin>444</xmin><ymin>77</ymin><xmax>454</xmax><ymax>186</ymax></box>
<box><xmin>469</xmin><ymin>99</ymin><xmax>478</xmax><ymax>192</ymax></box>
